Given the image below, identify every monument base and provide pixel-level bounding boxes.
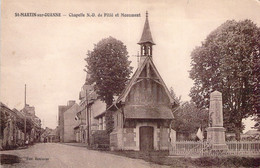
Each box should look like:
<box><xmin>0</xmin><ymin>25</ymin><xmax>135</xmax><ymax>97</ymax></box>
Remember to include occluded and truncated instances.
<box><xmin>206</xmin><ymin>127</ymin><xmax>228</xmax><ymax>150</ymax></box>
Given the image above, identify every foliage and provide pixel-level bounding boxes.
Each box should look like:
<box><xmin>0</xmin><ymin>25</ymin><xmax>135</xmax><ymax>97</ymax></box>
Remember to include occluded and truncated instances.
<box><xmin>86</xmin><ymin>36</ymin><xmax>133</xmax><ymax>106</ymax></box>
<box><xmin>0</xmin><ymin>111</ymin><xmax>8</xmax><ymax>138</ymax></box>
<box><xmin>191</xmin><ymin>156</ymin><xmax>260</xmax><ymax>167</ymax></box>
<box><xmin>105</xmin><ymin>110</ymin><xmax>114</xmax><ymax>134</ymax></box>
<box><xmin>253</xmin><ymin>113</ymin><xmax>260</xmax><ymax>131</ymax></box>
<box><xmin>108</xmin><ymin>150</ymin><xmax>260</xmax><ymax>167</ymax></box>
<box><xmin>90</xmin><ymin>130</ymin><xmax>110</xmax><ymax>150</ymax></box>
<box><xmin>189</xmin><ymin>19</ymin><xmax>260</xmax><ymax>139</ymax></box>
<box><xmin>169</xmin><ymin>87</ymin><xmax>181</xmax><ymax>106</ymax></box>
<box><xmin>172</xmin><ymin>101</ymin><xmax>208</xmax><ymax>137</ymax></box>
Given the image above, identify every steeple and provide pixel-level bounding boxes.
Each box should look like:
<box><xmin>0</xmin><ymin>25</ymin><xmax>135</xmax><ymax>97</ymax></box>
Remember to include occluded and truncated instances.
<box><xmin>138</xmin><ymin>11</ymin><xmax>155</xmax><ymax>66</ymax></box>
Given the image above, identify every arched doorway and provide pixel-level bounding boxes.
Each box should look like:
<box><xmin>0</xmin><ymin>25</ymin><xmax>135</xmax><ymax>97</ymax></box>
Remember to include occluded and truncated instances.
<box><xmin>139</xmin><ymin>126</ymin><xmax>154</xmax><ymax>151</ymax></box>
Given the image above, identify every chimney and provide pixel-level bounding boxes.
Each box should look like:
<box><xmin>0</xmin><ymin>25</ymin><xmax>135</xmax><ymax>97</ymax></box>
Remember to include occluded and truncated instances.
<box><xmin>67</xmin><ymin>100</ymin><xmax>76</xmax><ymax>107</ymax></box>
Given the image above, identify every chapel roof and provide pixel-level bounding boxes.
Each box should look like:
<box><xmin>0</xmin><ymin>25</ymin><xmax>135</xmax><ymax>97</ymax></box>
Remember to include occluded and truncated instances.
<box><xmin>124</xmin><ymin>105</ymin><xmax>174</xmax><ymax>119</ymax></box>
<box><xmin>116</xmin><ymin>56</ymin><xmax>175</xmax><ymax>105</ymax></box>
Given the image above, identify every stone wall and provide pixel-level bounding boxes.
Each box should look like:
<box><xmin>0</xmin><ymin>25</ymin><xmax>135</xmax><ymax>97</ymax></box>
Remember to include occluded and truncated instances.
<box><xmin>158</xmin><ymin>128</ymin><xmax>169</xmax><ymax>150</ymax></box>
<box><xmin>110</xmin><ymin>131</ymin><xmax>118</xmax><ymax>150</ymax></box>
<box><xmin>110</xmin><ymin>121</ymin><xmax>172</xmax><ymax>151</ymax></box>
<box><xmin>123</xmin><ymin>128</ymin><xmax>136</xmax><ymax>150</ymax></box>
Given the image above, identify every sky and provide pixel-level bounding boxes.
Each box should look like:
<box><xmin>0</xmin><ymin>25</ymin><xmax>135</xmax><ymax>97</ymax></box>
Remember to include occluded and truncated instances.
<box><xmin>1</xmin><ymin>0</ymin><xmax>259</xmax><ymax>130</ymax></box>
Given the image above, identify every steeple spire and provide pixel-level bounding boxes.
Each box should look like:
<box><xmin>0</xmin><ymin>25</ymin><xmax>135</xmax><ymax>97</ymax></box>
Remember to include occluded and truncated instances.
<box><xmin>137</xmin><ymin>11</ymin><xmax>155</xmax><ymax>67</ymax></box>
<box><xmin>138</xmin><ymin>11</ymin><xmax>155</xmax><ymax>45</ymax></box>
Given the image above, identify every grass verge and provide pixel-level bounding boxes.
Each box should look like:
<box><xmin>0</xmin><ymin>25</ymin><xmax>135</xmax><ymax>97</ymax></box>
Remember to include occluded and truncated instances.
<box><xmin>106</xmin><ymin>150</ymin><xmax>260</xmax><ymax>167</ymax></box>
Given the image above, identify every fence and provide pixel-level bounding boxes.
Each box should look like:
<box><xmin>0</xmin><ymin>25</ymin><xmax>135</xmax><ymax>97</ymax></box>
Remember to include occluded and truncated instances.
<box><xmin>226</xmin><ymin>141</ymin><xmax>260</xmax><ymax>156</ymax></box>
<box><xmin>169</xmin><ymin>140</ymin><xmax>260</xmax><ymax>157</ymax></box>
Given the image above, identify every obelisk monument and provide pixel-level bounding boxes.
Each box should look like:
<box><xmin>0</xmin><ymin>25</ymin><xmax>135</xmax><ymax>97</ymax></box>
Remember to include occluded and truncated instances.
<box><xmin>206</xmin><ymin>91</ymin><xmax>228</xmax><ymax>150</ymax></box>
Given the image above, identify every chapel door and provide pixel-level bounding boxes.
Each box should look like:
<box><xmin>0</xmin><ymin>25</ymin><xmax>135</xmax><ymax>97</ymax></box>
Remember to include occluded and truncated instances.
<box><xmin>139</xmin><ymin>126</ymin><xmax>154</xmax><ymax>151</ymax></box>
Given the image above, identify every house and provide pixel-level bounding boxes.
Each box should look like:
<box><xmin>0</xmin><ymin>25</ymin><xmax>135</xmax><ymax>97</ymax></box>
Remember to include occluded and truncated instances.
<box><xmin>21</xmin><ymin>104</ymin><xmax>42</xmax><ymax>143</ymax></box>
<box><xmin>12</xmin><ymin>108</ymin><xmax>26</xmax><ymax>145</ymax></box>
<box><xmin>75</xmin><ymin>81</ymin><xmax>108</xmax><ymax>146</ymax></box>
<box><xmin>41</xmin><ymin>127</ymin><xmax>53</xmax><ymax>142</ymax></box>
<box><xmin>58</xmin><ymin>100</ymin><xmax>80</xmax><ymax>142</ymax></box>
<box><xmin>48</xmin><ymin>127</ymin><xmax>59</xmax><ymax>142</ymax></box>
<box><xmin>1</xmin><ymin>102</ymin><xmax>41</xmax><ymax>149</ymax></box>
<box><xmin>1</xmin><ymin>102</ymin><xmax>20</xmax><ymax>149</ymax></box>
<box><xmin>109</xmin><ymin>12</ymin><xmax>175</xmax><ymax>151</ymax></box>
<box><xmin>74</xmin><ymin>82</ymin><xmax>96</xmax><ymax>143</ymax></box>
<box><xmin>41</xmin><ymin>127</ymin><xmax>59</xmax><ymax>143</ymax></box>
<box><xmin>58</xmin><ymin>103</ymin><xmax>71</xmax><ymax>142</ymax></box>
<box><xmin>64</xmin><ymin>101</ymin><xmax>80</xmax><ymax>142</ymax></box>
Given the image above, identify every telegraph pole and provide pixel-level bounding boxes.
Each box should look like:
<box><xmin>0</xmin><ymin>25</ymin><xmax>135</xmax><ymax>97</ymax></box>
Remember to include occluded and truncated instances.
<box><xmin>24</xmin><ymin>84</ymin><xmax>27</xmax><ymax>144</ymax></box>
<box><xmin>86</xmin><ymin>89</ymin><xmax>90</xmax><ymax>146</ymax></box>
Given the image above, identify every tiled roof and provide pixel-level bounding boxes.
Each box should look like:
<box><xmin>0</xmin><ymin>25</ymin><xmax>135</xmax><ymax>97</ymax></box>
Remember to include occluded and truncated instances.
<box><xmin>124</xmin><ymin>105</ymin><xmax>173</xmax><ymax>119</ymax></box>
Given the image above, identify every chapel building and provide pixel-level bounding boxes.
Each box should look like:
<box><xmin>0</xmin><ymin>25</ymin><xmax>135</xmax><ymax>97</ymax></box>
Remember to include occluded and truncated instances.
<box><xmin>110</xmin><ymin>12</ymin><xmax>175</xmax><ymax>151</ymax></box>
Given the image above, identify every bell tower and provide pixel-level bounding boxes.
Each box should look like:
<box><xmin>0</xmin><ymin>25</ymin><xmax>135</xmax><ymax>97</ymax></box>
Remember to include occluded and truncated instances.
<box><xmin>137</xmin><ymin>11</ymin><xmax>155</xmax><ymax>66</ymax></box>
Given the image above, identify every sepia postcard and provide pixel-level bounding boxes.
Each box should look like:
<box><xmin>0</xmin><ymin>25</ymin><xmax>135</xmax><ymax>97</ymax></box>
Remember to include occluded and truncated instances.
<box><xmin>1</xmin><ymin>0</ymin><xmax>260</xmax><ymax>167</ymax></box>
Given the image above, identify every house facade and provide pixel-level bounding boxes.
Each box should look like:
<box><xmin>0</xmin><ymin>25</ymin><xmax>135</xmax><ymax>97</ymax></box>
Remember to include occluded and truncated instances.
<box><xmin>0</xmin><ymin>102</ymin><xmax>41</xmax><ymax>149</ymax></box>
<box><xmin>64</xmin><ymin>102</ymin><xmax>80</xmax><ymax>142</ymax></box>
<box><xmin>75</xmin><ymin>80</ymin><xmax>108</xmax><ymax>146</ymax></box>
<box><xmin>75</xmin><ymin>82</ymin><xmax>96</xmax><ymax>143</ymax></box>
<box><xmin>110</xmin><ymin>12</ymin><xmax>175</xmax><ymax>151</ymax></box>
<box><xmin>58</xmin><ymin>104</ymin><xmax>70</xmax><ymax>142</ymax></box>
<box><xmin>58</xmin><ymin>100</ymin><xmax>80</xmax><ymax>142</ymax></box>
<box><xmin>21</xmin><ymin>105</ymin><xmax>42</xmax><ymax>143</ymax></box>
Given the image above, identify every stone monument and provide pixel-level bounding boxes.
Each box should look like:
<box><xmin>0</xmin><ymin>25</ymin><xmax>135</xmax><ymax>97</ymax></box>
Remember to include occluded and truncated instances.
<box><xmin>206</xmin><ymin>91</ymin><xmax>228</xmax><ymax>150</ymax></box>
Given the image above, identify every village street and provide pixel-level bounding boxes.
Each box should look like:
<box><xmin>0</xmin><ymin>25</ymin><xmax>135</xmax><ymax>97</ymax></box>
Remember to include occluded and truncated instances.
<box><xmin>0</xmin><ymin>143</ymin><xmax>169</xmax><ymax>168</ymax></box>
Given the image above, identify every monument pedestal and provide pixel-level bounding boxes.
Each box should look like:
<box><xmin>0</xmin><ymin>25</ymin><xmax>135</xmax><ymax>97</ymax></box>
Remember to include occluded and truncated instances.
<box><xmin>206</xmin><ymin>127</ymin><xmax>228</xmax><ymax>150</ymax></box>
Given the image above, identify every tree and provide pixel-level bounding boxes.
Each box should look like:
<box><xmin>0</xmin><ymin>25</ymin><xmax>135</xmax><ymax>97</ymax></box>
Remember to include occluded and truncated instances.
<box><xmin>105</xmin><ymin>110</ymin><xmax>114</xmax><ymax>134</ymax></box>
<box><xmin>253</xmin><ymin>114</ymin><xmax>260</xmax><ymax>131</ymax></box>
<box><xmin>172</xmin><ymin>101</ymin><xmax>208</xmax><ymax>140</ymax></box>
<box><xmin>189</xmin><ymin>19</ymin><xmax>260</xmax><ymax>140</ymax></box>
<box><xmin>86</xmin><ymin>36</ymin><xmax>133</xmax><ymax>106</ymax></box>
<box><xmin>169</xmin><ymin>87</ymin><xmax>181</xmax><ymax>106</ymax></box>
<box><xmin>86</xmin><ymin>37</ymin><xmax>133</xmax><ymax>135</ymax></box>
<box><xmin>0</xmin><ymin>111</ymin><xmax>8</xmax><ymax>138</ymax></box>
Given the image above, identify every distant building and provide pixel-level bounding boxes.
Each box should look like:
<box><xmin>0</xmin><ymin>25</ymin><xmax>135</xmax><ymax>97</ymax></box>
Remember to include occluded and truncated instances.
<box><xmin>75</xmin><ymin>83</ymin><xmax>95</xmax><ymax>143</ymax></box>
<box><xmin>75</xmin><ymin>80</ymin><xmax>108</xmax><ymax>146</ymax></box>
<box><xmin>21</xmin><ymin>104</ymin><xmax>42</xmax><ymax>143</ymax></box>
<box><xmin>41</xmin><ymin>127</ymin><xmax>53</xmax><ymax>142</ymax></box>
<box><xmin>48</xmin><ymin>127</ymin><xmax>59</xmax><ymax>142</ymax></box>
<box><xmin>23</xmin><ymin>104</ymin><xmax>35</xmax><ymax>116</ymax></box>
<box><xmin>58</xmin><ymin>100</ymin><xmax>80</xmax><ymax>142</ymax></box>
<box><xmin>41</xmin><ymin>127</ymin><xmax>59</xmax><ymax>143</ymax></box>
<box><xmin>58</xmin><ymin>101</ymin><xmax>74</xmax><ymax>142</ymax></box>
<box><xmin>64</xmin><ymin>102</ymin><xmax>80</xmax><ymax>142</ymax></box>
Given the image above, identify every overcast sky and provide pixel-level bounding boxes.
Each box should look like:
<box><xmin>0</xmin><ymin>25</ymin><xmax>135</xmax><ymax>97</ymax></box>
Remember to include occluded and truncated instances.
<box><xmin>1</xmin><ymin>0</ymin><xmax>260</xmax><ymax>130</ymax></box>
